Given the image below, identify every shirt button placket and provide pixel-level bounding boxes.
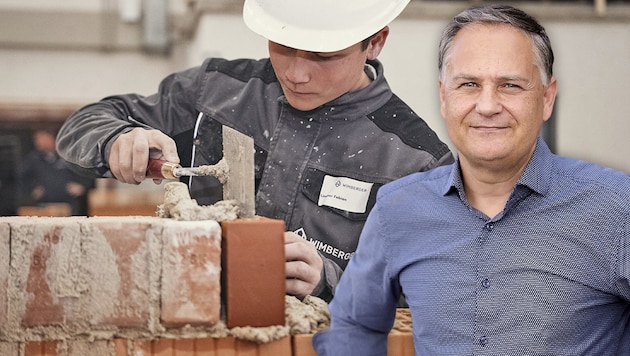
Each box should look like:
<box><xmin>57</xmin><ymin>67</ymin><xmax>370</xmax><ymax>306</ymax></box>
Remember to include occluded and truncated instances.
<box><xmin>477</xmin><ymin>221</ymin><xmax>494</xmax><ymax>351</ymax></box>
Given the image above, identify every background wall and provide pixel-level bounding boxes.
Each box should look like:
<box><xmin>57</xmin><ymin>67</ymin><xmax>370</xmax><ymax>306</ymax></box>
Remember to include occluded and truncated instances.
<box><xmin>0</xmin><ymin>7</ymin><xmax>628</xmax><ymax>173</ymax></box>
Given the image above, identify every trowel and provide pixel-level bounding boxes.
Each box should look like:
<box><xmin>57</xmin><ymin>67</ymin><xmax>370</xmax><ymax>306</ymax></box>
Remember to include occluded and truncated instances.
<box><xmin>145</xmin><ymin>126</ymin><xmax>255</xmax><ymax>218</ymax></box>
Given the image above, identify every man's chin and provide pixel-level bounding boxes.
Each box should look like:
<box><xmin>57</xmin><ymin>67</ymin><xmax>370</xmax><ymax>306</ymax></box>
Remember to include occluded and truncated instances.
<box><xmin>286</xmin><ymin>99</ymin><xmax>322</xmax><ymax>112</ymax></box>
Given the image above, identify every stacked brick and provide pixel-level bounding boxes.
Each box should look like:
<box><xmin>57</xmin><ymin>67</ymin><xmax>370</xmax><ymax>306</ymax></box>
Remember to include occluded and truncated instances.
<box><xmin>0</xmin><ymin>216</ymin><xmax>289</xmax><ymax>356</ymax></box>
<box><xmin>0</xmin><ymin>215</ymin><xmax>414</xmax><ymax>356</ymax></box>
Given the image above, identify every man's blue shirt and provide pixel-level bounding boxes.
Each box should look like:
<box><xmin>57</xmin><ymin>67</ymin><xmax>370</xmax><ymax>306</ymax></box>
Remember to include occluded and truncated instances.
<box><xmin>314</xmin><ymin>137</ymin><xmax>630</xmax><ymax>355</ymax></box>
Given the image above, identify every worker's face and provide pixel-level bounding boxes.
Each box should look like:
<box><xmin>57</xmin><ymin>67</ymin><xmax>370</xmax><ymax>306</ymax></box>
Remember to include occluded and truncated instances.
<box><xmin>268</xmin><ymin>29</ymin><xmax>387</xmax><ymax>111</ymax></box>
<box><xmin>439</xmin><ymin>23</ymin><xmax>557</xmax><ymax>171</ymax></box>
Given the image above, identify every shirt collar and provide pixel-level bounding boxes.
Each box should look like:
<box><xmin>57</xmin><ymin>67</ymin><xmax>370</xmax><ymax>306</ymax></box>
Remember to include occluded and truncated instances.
<box><xmin>442</xmin><ymin>136</ymin><xmax>554</xmax><ymax>197</ymax></box>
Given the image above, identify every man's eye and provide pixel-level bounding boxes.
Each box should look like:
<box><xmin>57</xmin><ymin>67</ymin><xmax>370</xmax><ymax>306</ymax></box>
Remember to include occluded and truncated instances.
<box><xmin>461</xmin><ymin>82</ymin><xmax>476</xmax><ymax>88</ymax></box>
<box><xmin>503</xmin><ymin>83</ymin><xmax>523</xmax><ymax>90</ymax></box>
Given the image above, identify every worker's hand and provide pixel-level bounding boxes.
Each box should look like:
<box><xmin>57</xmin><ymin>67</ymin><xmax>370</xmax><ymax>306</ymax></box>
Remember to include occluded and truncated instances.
<box><xmin>109</xmin><ymin>128</ymin><xmax>179</xmax><ymax>184</ymax></box>
<box><xmin>285</xmin><ymin>231</ymin><xmax>324</xmax><ymax>299</ymax></box>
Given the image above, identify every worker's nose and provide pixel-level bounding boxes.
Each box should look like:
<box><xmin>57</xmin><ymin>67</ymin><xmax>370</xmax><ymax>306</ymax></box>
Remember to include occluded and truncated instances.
<box><xmin>285</xmin><ymin>53</ymin><xmax>311</xmax><ymax>84</ymax></box>
<box><xmin>475</xmin><ymin>88</ymin><xmax>502</xmax><ymax>116</ymax></box>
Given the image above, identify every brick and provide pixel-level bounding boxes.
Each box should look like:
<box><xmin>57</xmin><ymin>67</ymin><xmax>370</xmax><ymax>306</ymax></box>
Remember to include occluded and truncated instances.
<box><xmin>254</xmin><ymin>336</ymin><xmax>291</xmax><ymax>356</ymax></box>
<box><xmin>292</xmin><ymin>334</ymin><xmax>317</xmax><ymax>356</ymax></box>
<box><xmin>152</xmin><ymin>338</ymin><xmax>174</xmax><ymax>356</ymax></box>
<box><xmin>161</xmin><ymin>220</ymin><xmax>222</xmax><ymax>327</ymax></box>
<box><xmin>113</xmin><ymin>339</ymin><xmax>129</xmax><ymax>356</ymax></box>
<box><xmin>292</xmin><ymin>333</ymin><xmax>415</xmax><ymax>356</ymax></box>
<box><xmin>67</xmin><ymin>339</ymin><xmax>112</xmax><ymax>356</ymax></box>
<box><xmin>194</xmin><ymin>337</ymin><xmax>222</xmax><ymax>355</ymax></box>
<box><xmin>387</xmin><ymin>332</ymin><xmax>415</xmax><ymax>356</ymax></box>
<box><xmin>0</xmin><ymin>221</ymin><xmax>9</xmax><ymax>328</ymax></box>
<box><xmin>82</xmin><ymin>217</ymin><xmax>160</xmax><ymax>328</ymax></box>
<box><xmin>24</xmin><ymin>340</ymin><xmax>58</xmax><ymax>355</ymax></box>
<box><xmin>172</xmin><ymin>339</ymin><xmax>195</xmax><ymax>355</ymax></box>
<box><xmin>215</xmin><ymin>337</ymin><xmax>237</xmax><ymax>356</ymax></box>
<box><xmin>130</xmin><ymin>339</ymin><xmax>152</xmax><ymax>355</ymax></box>
<box><xmin>220</xmin><ymin>218</ymin><xmax>286</xmax><ymax>328</ymax></box>
<box><xmin>16</xmin><ymin>218</ymin><xmax>84</xmax><ymax>327</ymax></box>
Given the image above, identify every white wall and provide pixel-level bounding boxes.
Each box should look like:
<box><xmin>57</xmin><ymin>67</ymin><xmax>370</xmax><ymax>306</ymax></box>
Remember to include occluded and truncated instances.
<box><xmin>1</xmin><ymin>12</ymin><xmax>628</xmax><ymax>173</ymax></box>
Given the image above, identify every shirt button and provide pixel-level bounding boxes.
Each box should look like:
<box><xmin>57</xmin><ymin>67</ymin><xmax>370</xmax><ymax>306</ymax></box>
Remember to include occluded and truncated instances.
<box><xmin>484</xmin><ymin>223</ymin><xmax>494</xmax><ymax>231</ymax></box>
<box><xmin>481</xmin><ymin>278</ymin><xmax>491</xmax><ymax>288</ymax></box>
<box><xmin>479</xmin><ymin>336</ymin><xmax>489</xmax><ymax>346</ymax></box>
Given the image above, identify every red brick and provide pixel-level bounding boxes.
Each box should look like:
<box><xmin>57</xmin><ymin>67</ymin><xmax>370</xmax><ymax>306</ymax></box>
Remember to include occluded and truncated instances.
<box><xmin>67</xmin><ymin>339</ymin><xmax>112</xmax><ymax>356</ymax></box>
<box><xmin>113</xmin><ymin>339</ymin><xmax>129</xmax><ymax>356</ymax></box>
<box><xmin>194</xmin><ymin>337</ymin><xmax>221</xmax><ymax>354</ymax></box>
<box><xmin>220</xmin><ymin>218</ymin><xmax>286</xmax><ymax>328</ymax></box>
<box><xmin>114</xmin><ymin>337</ymin><xmax>291</xmax><ymax>356</ymax></box>
<box><xmin>292</xmin><ymin>334</ymin><xmax>317</xmax><ymax>356</ymax></box>
<box><xmin>387</xmin><ymin>332</ymin><xmax>415</xmax><ymax>356</ymax></box>
<box><xmin>254</xmin><ymin>336</ymin><xmax>291</xmax><ymax>356</ymax></box>
<box><xmin>215</xmin><ymin>337</ymin><xmax>237</xmax><ymax>355</ymax></box>
<box><xmin>161</xmin><ymin>220</ymin><xmax>221</xmax><ymax>327</ymax></box>
<box><xmin>172</xmin><ymin>339</ymin><xmax>195</xmax><ymax>355</ymax></box>
<box><xmin>16</xmin><ymin>218</ymin><xmax>84</xmax><ymax>327</ymax></box>
<box><xmin>130</xmin><ymin>339</ymin><xmax>152</xmax><ymax>355</ymax></box>
<box><xmin>292</xmin><ymin>333</ymin><xmax>415</xmax><ymax>356</ymax></box>
<box><xmin>152</xmin><ymin>338</ymin><xmax>174</xmax><ymax>355</ymax></box>
<box><xmin>24</xmin><ymin>340</ymin><xmax>58</xmax><ymax>355</ymax></box>
<box><xmin>83</xmin><ymin>217</ymin><xmax>159</xmax><ymax>328</ymax></box>
<box><xmin>0</xmin><ymin>221</ymin><xmax>9</xmax><ymax>327</ymax></box>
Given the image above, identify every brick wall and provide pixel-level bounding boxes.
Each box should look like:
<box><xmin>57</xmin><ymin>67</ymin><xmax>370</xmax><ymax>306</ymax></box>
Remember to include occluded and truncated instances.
<box><xmin>0</xmin><ymin>215</ymin><xmax>414</xmax><ymax>356</ymax></box>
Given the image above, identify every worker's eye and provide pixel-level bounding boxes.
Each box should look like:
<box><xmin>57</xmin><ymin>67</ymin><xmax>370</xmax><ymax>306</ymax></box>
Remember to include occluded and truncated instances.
<box><xmin>313</xmin><ymin>53</ymin><xmax>337</xmax><ymax>61</ymax></box>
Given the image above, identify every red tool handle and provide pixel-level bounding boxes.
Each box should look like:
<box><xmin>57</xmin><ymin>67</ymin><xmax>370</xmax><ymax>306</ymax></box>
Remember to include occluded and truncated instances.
<box><xmin>146</xmin><ymin>159</ymin><xmax>179</xmax><ymax>179</ymax></box>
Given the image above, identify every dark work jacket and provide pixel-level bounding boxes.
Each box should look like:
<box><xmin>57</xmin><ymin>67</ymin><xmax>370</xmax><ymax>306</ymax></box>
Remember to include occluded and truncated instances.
<box><xmin>56</xmin><ymin>58</ymin><xmax>454</xmax><ymax>301</ymax></box>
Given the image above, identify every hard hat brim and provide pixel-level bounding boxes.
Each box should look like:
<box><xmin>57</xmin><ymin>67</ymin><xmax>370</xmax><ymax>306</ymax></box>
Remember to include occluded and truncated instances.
<box><xmin>243</xmin><ymin>0</ymin><xmax>411</xmax><ymax>53</ymax></box>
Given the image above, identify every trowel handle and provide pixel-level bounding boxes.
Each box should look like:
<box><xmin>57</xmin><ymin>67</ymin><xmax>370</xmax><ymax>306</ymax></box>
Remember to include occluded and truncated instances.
<box><xmin>146</xmin><ymin>159</ymin><xmax>180</xmax><ymax>179</ymax></box>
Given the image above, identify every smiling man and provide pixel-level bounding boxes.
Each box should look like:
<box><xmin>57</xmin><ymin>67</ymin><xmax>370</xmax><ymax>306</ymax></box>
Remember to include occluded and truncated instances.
<box><xmin>55</xmin><ymin>0</ymin><xmax>453</xmax><ymax>302</ymax></box>
<box><xmin>314</xmin><ymin>4</ymin><xmax>630</xmax><ymax>355</ymax></box>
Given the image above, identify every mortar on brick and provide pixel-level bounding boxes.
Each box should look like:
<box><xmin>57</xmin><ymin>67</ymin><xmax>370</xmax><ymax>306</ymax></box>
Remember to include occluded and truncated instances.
<box><xmin>157</xmin><ymin>182</ymin><xmax>240</xmax><ymax>221</ymax></box>
<box><xmin>1</xmin><ymin>221</ymin><xmax>10</xmax><ymax>328</ymax></box>
<box><xmin>160</xmin><ymin>219</ymin><xmax>222</xmax><ymax>327</ymax></box>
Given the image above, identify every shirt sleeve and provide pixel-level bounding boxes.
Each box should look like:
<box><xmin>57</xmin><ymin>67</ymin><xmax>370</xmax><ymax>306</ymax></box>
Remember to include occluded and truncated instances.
<box><xmin>312</xmin><ymin>202</ymin><xmax>400</xmax><ymax>355</ymax></box>
<box><xmin>56</xmin><ymin>63</ymin><xmax>205</xmax><ymax>178</ymax></box>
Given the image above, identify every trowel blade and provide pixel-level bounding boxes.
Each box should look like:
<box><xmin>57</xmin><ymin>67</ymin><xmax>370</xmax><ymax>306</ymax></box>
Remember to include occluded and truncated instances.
<box><xmin>222</xmin><ymin>126</ymin><xmax>255</xmax><ymax>218</ymax></box>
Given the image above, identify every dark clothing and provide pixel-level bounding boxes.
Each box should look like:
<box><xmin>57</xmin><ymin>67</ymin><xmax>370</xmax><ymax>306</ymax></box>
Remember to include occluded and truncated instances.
<box><xmin>57</xmin><ymin>58</ymin><xmax>454</xmax><ymax>300</ymax></box>
<box><xmin>20</xmin><ymin>151</ymin><xmax>93</xmax><ymax>215</ymax></box>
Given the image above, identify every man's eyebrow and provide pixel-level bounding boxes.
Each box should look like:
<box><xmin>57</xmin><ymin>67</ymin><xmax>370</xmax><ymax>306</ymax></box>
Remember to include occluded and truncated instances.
<box><xmin>451</xmin><ymin>74</ymin><xmax>477</xmax><ymax>81</ymax></box>
<box><xmin>451</xmin><ymin>74</ymin><xmax>528</xmax><ymax>82</ymax></box>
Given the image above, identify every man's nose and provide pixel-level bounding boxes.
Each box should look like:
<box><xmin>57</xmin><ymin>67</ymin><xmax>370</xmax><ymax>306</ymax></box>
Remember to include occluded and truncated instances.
<box><xmin>475</xmin><ymin>87</ymin><xmax>502</xmax><ymax>116</ymax></box>
<box><xmin>285</xmin><ymin>52</ymin><xmax>311</xmax><ymax>84</ymax></box>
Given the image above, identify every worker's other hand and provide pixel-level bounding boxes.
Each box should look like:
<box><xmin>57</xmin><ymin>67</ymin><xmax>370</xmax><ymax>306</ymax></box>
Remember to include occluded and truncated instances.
<box><xmin>285</xmin><ymin>231</ymin><xmax>324</xmax><ymax>299</ymax></box>
<box><xmin>109</xmin><ymin>128</ymin><xmax>179</xmax><ymax>184</ymax></box>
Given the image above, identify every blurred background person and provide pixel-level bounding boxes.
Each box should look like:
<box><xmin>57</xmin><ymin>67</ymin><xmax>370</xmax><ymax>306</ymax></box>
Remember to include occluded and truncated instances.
<box><xmin>20</xmin><ymin>128</ymin><xmax>94</xmax><ymax>216</ymax></box>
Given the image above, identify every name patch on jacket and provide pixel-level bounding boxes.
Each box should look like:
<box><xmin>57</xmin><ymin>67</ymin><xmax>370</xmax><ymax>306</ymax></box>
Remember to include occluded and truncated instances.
<box><xmin>318</xmin><ymin>176</ymin><xmax>373</xmax><ymax>213</ymax></box>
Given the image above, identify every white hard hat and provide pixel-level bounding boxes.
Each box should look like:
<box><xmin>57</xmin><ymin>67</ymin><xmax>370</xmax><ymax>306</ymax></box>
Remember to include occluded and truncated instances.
<box><xmin>243</xmin><ymin>0</ymin><xmax>411</xmax><ymax>53</ymax></box>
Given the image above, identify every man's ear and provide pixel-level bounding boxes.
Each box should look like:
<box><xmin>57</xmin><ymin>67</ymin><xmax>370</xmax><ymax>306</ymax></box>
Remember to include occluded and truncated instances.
<box><xmin>366</xmin><ymin>26</ymin><xmax>390</xmax><ymax>60</ymax></box>
<box><xmin>542</xmin><ymin>76</ymin><xmax>558</xmax><ymax>123</ymax></box>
